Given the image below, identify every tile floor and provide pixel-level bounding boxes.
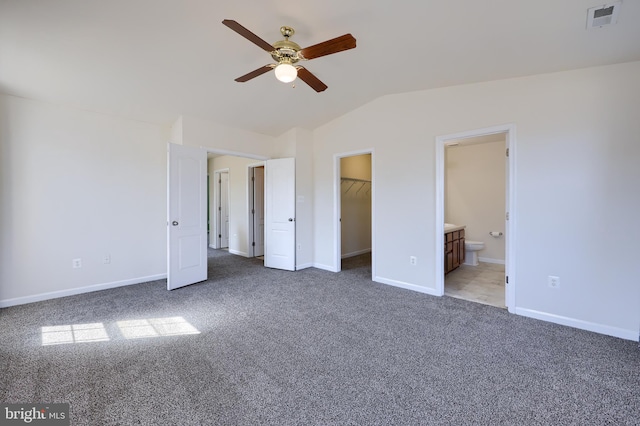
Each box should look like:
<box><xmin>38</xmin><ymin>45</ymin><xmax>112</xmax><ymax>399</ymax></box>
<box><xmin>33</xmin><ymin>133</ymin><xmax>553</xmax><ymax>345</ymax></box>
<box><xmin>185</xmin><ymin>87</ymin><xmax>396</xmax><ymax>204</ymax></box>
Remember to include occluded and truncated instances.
<box><xmin>445</xmin><ymin>262</ymin><xmax>506</xmax><ymax>308</ymax></box>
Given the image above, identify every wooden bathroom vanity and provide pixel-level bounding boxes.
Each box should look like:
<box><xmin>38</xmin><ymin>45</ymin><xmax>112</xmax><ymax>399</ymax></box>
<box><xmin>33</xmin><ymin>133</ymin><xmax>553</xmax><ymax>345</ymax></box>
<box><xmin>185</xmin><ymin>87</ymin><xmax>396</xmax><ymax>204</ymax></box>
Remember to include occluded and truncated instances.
<box><xmin>444</xmin><ymin>225</ymin><xmax>465</xmax><ymax>274</ymax></box>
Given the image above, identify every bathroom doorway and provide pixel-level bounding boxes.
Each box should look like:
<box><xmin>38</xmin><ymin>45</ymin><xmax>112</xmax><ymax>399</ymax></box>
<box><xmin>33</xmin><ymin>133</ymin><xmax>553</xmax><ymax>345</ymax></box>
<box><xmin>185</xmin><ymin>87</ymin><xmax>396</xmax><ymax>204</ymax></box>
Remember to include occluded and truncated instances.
<box><xmin>435</xmin><ymin>125</ymin><xmax>516</xmax><ymax>312</ymax></box>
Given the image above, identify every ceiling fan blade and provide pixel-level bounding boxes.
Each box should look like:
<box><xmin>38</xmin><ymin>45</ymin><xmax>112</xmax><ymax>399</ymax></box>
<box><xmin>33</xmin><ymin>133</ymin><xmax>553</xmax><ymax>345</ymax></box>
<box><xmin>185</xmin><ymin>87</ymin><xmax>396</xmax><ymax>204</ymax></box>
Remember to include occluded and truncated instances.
<box><xmin>299</xmin><ymin>34</ymin><xmax>356</xmax><ymax>60</ymax></box>
<box><xmin>297</xmin><ymin>67</ymin><xmax>328</xmax><ymax>92</ymax></box>
<box><xmin>222</xmin><ymin>19</ymin><xmax>274</xmax><ymax>52</ymax></box>
<box><xmin>235</xmin><ymin>65</ymin><xmax>274</xmax><ymax>82</ymax></box>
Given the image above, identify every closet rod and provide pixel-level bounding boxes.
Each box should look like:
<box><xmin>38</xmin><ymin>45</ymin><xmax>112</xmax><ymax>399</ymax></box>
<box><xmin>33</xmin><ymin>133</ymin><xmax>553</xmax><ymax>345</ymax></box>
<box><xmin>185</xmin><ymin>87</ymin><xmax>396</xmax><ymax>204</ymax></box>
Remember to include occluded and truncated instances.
<box><xmin>340</xmin><ymin>177</ymin><xmax>371</xmax><ymax>183</ymax></box>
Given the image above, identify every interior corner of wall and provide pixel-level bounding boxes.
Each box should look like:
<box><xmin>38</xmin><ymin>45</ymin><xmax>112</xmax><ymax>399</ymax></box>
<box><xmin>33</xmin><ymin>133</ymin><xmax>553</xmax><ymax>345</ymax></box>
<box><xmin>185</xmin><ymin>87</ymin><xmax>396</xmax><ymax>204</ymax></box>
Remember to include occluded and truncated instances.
<box><xmin>272</xmin><ymin>130</ymin><xmax>297</xmax><ymax>158</ymax></box>
<box><xmin>170</xmin><ymin>116</ymin><xmax>184</xmax><ymax>145</ymax></box>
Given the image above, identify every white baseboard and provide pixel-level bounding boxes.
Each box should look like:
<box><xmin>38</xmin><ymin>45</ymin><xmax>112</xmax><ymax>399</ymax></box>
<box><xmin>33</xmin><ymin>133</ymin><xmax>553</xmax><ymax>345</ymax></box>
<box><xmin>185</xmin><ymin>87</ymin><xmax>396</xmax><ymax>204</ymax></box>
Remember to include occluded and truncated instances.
<box><xmin>296</xmin><ymin>262</ymin><xmax>313</xmax><ymax>270</ymax></box>
<box><xmin>228</xmin><ymin>249</ymin><xmax>249</xmax><ymax>257</ymax></box>
<box><xmin>0</xmin><ymin>273</ymin><xmax>167</xmax><ymax>308</ymax></box>
<box><xmin>515</xmin><ymin>307</ymin><xmax>637</xmax><ymax>341</ymax></box>
<box><xmin>313</xmin><ymin>263</ymin><xmax>339</xmax><ymax>272</ymax></box>
<box><xmin>374</xmin><ymin>276</ymin><xmax>441</xmax><ymax>297</ymax></box>
<box><xmin>341</xmin><ymin>248</ymin><xmax>371</xmax><ymax>259</ymax></box>
<box><xmin>478</xmin><ymin>257</ymin><xmax>505</xmax><ymax>265</ymax></box>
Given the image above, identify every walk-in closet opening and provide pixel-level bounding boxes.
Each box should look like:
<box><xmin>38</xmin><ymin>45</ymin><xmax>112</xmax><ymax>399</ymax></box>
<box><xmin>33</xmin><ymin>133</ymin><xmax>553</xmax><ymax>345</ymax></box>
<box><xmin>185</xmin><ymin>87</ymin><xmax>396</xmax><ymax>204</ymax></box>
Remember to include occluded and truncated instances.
<box><xmin>339</xmin><ymin>153</ymin><xmax>373</xmax><ymax>272</ymax></box>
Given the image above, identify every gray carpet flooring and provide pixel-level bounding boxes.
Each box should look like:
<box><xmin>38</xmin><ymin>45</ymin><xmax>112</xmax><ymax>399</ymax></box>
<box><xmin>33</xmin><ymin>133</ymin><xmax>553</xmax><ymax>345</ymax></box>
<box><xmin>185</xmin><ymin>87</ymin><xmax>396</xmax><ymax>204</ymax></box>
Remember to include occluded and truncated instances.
<box><xmin>1</xmin><ymin>249</ymin><xmax>639</xmax><ymax>425</ymax></box>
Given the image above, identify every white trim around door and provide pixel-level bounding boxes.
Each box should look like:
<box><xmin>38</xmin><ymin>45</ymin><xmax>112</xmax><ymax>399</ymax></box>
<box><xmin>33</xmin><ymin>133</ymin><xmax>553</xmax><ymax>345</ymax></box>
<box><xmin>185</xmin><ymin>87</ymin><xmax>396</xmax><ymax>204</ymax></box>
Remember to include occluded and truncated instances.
<box><xmin>435</xmin><ymin>124</ymin><xmax>517</xmax><ymax>313</ymax></box>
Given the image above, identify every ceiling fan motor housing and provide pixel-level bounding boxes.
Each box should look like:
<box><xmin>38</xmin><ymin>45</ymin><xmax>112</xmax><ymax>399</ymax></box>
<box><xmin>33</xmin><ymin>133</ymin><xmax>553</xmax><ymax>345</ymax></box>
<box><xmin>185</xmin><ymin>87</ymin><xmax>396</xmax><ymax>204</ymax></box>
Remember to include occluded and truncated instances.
<box><xmin>271</xmin><ymin>31</ymin><xmax>302</xmax><ymax>64</ymax></box>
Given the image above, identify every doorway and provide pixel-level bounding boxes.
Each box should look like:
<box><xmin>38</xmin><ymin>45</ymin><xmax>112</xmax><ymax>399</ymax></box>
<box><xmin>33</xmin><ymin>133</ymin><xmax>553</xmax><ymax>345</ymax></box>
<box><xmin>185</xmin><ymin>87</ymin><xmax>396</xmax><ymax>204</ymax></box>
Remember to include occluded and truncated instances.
<box><xmin>207</xmin><ymin>154</ymin><xmax>266</xmax><ymax>257</ymax></box>
<box><xmin>435</xmin><ymin>125</ymin><xmax>516</xmax><ymax>312</ymax></box>
<box><xmin>170</xmin><ymin>147</ymin><xmax>294</xmax><ymax>291</ymax></box>
<box><xmin>206</xmin><ymin>153</ymin><xmax>295</xmax><ymax>270</ymax></box>
<box><xmin>444</xmin><ymin>135</ymin><xmax>506</xmax><ymax>307</ymax></box>
<box><xmin>335</xmin><ymin>150</ymin><xmax>374</xmax><ymax>276</ymax></box>
<box><xmin>249</xmin><ymin>165</ymin><xmax>265</xmax><ymax>258</ymax></box>
<box><xmin>214</xmin><ymin>170</ymin><xmax>230</xmax><ymax>249</ymax></box>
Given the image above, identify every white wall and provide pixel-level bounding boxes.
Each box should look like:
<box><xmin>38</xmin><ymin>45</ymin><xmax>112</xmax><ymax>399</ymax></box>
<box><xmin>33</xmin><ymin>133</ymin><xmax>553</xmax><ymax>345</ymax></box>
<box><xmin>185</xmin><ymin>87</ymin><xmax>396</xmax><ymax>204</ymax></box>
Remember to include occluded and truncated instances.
<box><xmin>341</xmin><ymin>154</ymin><xmax>372</xmax><ymax>257</ymax></box>
<box><xmin>3</xmin><ymin>63</ymin><xmax>638</xmax><ymax>340</ymax></box>
<box><xmin>313</xmin><ymin>61</ymin><xmax>640</xmax><ymax>340</ymax></box>
<box><xmin>446</xmin><ymin>140</ymin><xmax>505</xmax><ymax>262</ymax></box>
<box><xmin>208</xmin><ymin>155</ymin><xmax>260</xmax><ymax>257</ymax></box>
<box><xmin>182</xmin><ymin>115</ymin><xmax>273</xmax><ymax>159</ymax></box>
<box><xmin>0</xmin><ymin>94</ymin><xmax>168</xmax><ymax>305</ymax></box>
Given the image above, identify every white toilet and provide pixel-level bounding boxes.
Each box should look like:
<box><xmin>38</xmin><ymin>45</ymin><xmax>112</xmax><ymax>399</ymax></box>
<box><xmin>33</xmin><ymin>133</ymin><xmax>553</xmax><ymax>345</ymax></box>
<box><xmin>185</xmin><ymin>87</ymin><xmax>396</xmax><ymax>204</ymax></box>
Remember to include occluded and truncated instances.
<box><xmin>464</xmin><ymin>240</ymin><xmax>485</xmax><ymax>266</ymax></box>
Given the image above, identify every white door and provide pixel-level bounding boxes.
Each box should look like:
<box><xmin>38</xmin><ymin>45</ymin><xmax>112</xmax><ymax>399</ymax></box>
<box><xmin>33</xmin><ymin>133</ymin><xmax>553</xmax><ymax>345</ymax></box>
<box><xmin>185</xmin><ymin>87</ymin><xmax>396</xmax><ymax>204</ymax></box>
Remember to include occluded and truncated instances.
<box><xmin>264</xmin><ymin>158</ymin><xmax>295</xmax><ymax>270</ymax></box>
<box><xmin>167</xmin><ymin>143</ymin><xmax>207</xmax><ymax>290</ymax></box>
<box><xmin>253</xmin><ymin>167</ymin><xmax>265</xmax><ymax>257</ymax></box>
<box><xmin>219</xmin><ymin>172</ymin><xmax>230</xmax><ymax>249</ymax></box>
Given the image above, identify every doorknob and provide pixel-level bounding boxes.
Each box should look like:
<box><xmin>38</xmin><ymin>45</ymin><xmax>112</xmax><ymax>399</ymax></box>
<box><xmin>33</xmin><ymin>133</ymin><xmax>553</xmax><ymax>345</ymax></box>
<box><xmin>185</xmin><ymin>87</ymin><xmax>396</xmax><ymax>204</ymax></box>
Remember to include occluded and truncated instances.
<box><xmin>288</xmin><ymin>218</ymin><xmax>294</xmax><ymax>222</ymax></box>
<box><xmin>172</xmin><ymin>221</ymin><xmax>179</xmax><ymax>226</ymax></box>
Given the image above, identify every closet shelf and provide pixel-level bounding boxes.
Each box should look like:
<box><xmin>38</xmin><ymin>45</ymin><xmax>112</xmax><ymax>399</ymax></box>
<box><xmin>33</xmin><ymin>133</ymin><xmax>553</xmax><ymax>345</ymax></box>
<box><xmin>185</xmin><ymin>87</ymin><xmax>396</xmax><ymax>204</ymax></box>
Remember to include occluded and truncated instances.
<box><xmin>340</xmin><ymin>177</ymin><xmax>371</xmax><ymax>183</ymax></box>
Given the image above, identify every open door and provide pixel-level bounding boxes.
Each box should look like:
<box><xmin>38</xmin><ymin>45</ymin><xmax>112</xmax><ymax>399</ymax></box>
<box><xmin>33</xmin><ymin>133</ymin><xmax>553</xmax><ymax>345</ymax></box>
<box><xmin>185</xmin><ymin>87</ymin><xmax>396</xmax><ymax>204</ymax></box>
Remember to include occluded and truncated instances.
<box><xmin>167</xmin><ymin>143</ymin><xmax>207</xmax><ymax>290</ymax></box>
<box><xmin>264</xmin><ymin>158</ymin><xmax>295</xmax><ymax>271</ymax></box>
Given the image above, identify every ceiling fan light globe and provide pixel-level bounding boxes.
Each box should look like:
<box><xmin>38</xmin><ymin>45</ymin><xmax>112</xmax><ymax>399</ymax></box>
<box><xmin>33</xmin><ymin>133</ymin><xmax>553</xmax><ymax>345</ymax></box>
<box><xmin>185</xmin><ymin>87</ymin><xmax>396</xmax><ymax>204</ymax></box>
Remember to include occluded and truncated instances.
<box><xmin>275</xmin><ymin>63</ymin><xmax>297</xmax><ymax>83</ymax></box>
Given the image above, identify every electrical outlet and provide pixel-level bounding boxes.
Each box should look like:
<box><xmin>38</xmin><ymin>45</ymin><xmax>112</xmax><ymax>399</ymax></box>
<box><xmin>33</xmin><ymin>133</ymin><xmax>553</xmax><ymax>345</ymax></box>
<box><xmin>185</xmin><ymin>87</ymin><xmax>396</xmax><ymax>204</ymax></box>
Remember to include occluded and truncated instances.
<box><xmin>410</xmin><ymin>256</ymin><xmax>417</xmax><ymax>266</ymax></box>
<box><xmin>548</xmin><ymin>275</ymin><xmax>560</xmax><ymax>289</ymax></box>
<box><xmin>103</xmin><ymin>254</ymin><xmax>111</xmax><ymax>264</ymax></box>
<box><xmin>72</xmin><ymin>258</ymin><xmax>82</xmax><ymax>269</ymax></box>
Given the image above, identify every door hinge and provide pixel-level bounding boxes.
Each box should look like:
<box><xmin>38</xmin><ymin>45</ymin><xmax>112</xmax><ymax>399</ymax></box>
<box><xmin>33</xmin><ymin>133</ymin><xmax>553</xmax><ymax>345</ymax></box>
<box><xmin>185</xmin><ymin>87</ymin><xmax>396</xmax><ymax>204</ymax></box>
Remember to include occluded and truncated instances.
<box><xmin>506</xmin><ymin>148</ymin><xmax>509</xmax><ymax>157</ymax></box>
<box><xmin>218</xmin><ymin>206</ymin><xmax>221</xmax><ymax>211</ymax></box>
<box><xmin>252</xmin><ymin>242</ymin><xmax>255</xmax><ymax>246</ymax></box>
<box><xmin>506</xmin><ymin>212</ymin><xmax>510</xmax><ymax>221</ymax></box>
<box><xmin>218</xmin><ymin>234</ymin><xmax>221</xmax><ymax>238</ymax></box>
<box><xmin>506</xmin><ymin>276</ymin><xmax>509</xmax><ymax>284</ymax></box>
<box><xmin>252</xmin><ymin>176</ymin><xmax>255</xmax><ymax>182</ymax></box>
<box><xmin>252</xmin><ymin>209</ymin><xmax>255</xmax><ymax>214</ymax></box>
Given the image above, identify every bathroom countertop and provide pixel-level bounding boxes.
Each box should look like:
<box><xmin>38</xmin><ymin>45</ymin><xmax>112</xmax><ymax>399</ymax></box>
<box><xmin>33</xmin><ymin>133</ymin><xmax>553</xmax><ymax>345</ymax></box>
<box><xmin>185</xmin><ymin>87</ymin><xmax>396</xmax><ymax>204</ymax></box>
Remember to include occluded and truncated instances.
<box><xmin>444</xmin><ymin>224</ymin><xmax>466</xmax><ymax>233</ymax></box>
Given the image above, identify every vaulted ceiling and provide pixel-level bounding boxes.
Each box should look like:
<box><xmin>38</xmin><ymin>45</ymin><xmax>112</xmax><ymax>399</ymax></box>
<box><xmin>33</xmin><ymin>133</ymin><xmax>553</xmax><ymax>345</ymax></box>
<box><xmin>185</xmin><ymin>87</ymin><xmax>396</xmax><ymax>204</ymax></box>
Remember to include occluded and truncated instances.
<box><xmin>1</xmin><ymin>0</ymin><xmax>639</xmax><ymax>136</ymax></box>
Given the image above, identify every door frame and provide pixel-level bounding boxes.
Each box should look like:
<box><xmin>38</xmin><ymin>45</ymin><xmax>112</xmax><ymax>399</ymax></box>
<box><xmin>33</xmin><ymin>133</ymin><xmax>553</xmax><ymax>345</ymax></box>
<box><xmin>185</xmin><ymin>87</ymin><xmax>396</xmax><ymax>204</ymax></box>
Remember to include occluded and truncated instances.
<box><xmin>333</xmin><ymin>149</ymin><xmax>375</xmax><ymax>277</ymax></box>
<box><xmin>247</xmin><ymin>162</ymin><xmax>265</xmax><ymax>257</ymax></box>
<box><xmin>435</xmin><ymin>124</ymin><xmax>517</xmax><ymax>312</ymax></box>
<box><xmin>212</xmin><ymin>169</ymin><xmax>229</xmax><ymax>249</ymax></box>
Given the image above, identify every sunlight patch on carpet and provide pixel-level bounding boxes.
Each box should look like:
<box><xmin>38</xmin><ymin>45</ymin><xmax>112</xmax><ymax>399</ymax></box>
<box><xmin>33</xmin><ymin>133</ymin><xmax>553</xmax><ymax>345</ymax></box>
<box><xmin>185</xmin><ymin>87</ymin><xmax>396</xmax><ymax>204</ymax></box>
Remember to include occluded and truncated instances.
<box><xmin>41</xmin><ymin>323</ymin><xmax>109</xmax><ymax>345</ymax></box>
<box><xmin>116</xmin><ymin>316</ymin><xmax>200</xmax><ymax>339</ymax></box>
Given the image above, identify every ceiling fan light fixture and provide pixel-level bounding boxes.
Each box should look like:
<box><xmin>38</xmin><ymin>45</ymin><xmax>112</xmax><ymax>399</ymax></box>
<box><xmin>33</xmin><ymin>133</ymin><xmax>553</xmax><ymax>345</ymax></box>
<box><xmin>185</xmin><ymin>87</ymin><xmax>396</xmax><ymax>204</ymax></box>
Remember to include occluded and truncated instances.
<box><xmin>274</xmin><ymin>62</ymin><xmax>297</xmax><ymax>83</ymax></box>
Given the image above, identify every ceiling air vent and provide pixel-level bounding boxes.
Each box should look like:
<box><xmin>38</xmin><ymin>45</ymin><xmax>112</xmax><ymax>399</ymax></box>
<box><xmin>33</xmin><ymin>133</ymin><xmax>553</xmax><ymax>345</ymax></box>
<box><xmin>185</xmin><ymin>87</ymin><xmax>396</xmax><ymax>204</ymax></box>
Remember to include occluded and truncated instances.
<box><xmin>587</xmin><ymin>2</ymin><xmax>622</xmax><ymax>29</ymax></box>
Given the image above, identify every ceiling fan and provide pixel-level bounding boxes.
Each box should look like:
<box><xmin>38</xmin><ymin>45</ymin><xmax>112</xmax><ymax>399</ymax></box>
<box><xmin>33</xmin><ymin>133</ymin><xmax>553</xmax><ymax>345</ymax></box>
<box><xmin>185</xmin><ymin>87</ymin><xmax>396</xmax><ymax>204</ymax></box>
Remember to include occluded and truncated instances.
<box><xmin>222</xmin><ymin>19</ymin><xmax>356</xmax><ymax>92</ymax></box>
